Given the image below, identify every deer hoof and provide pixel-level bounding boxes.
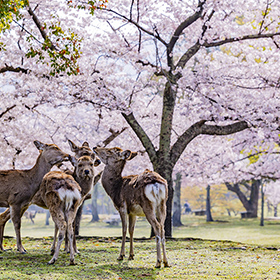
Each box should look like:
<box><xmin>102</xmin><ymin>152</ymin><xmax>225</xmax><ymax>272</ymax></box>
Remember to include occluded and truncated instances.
<box><xmin>17</xmin><ymin>249</ymin><xmax>27</xmax><ymax>254</ymax></box>
<box><xmin>117</xmin><ymin>255</ymin><xmax>124</xmax><ymax>261</ymax></box>
<box><xmin>164</xmin><ymin>262</ymin><xmax>170</xmax><ymax>267</ymax></box>
<box><xmin>155</xmin><ymin>261</ymin><xmax>161</xmax><ymax>268</ymax></box>
<box><xmin>69</xmin><ymin>259</ymin><xmax>75</xmax><ymax>265</ymax></box>
<box><xmin>128</xmin><ymin>255</ymin><xmax>134</xmax><ymax>260</ymax></box>
<box><xmin>48</xmin><ymin>258</ymin><xmax>56</xmax><ymax>265</ymax></box>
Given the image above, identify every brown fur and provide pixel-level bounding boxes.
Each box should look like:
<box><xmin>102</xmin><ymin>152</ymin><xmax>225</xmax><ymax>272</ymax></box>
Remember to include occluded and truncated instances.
<box><xmin>39</xmin><ymin>171</ymin><xmax>82</xmax><ymax>265</ymax></box>
<box><xmin>93</xmin><ymin>146</ymin><xmax>169</xmax><ymax>268</ymax></box>
<box><xmin>0</xmin><ymin>141</ymin><xmax>69</xmax><ymax>253</ymax></box>
<box><xmin>32</xmin><ymin>154</ymin><xmax>97</xmax><ymax>255</ymax></box>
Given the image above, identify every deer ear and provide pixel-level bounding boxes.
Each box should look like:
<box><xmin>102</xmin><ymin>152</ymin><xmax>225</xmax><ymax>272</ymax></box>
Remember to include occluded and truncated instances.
<box><xmin>121</xmin><ymin>150</ymin><xmax>131</xmax><ymax>160</ymax></box>
<box><xmin>34</xmin><ymin>140</ymin><xmax>46</xmax><ymax>151</ymax></box>
<box><xmin>82</xmin><ymin>141</ymin><xmax>89</xmax><ymax>147</ymax></box>
<box><xmin>68</xmin><ymin>140</ymin><xmax>78</xmax><ymax>152</ymax></box>
<box><xmin>94</xmin><ymin>158</ymin><xmax>101</xmax><ymax>167</ymax></box>
<box><xmin>69</xmin><ymin>155</ymin><xmax>78</xmax><ymax>167</ymax></box>
<box><xmin>128</xmin><ymin>151</ymin><xmax>138</xmax><ymax>160</ymax></box>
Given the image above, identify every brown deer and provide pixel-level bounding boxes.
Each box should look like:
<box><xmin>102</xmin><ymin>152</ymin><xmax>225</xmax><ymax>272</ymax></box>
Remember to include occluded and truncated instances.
<box><xmin>92</xmin><ymin>146</ymin><xmax>169</xmax><ymax>268</ymax></box>
<box><xmin>23</xmin><ymin>210</ymin><xmax>37</xmax><ymax>224</ymax></box>
<box><xmin>38</xmin><ymin>171</ymin><xmax>82</xmax><ymax>265</ymax></box>
<box><xmin>67</xmin><ymin>139</ymin><xmax>101</xmax><ymax>236</ymax></box>
<box><xmin>0</xmin><ymin>141</ymin><xmax>69</xmax><ymax>253</ymax></box>
<box><xmin>32</xmin><ymin>153</ymin><xmax>98</xmax><ymax>254</ymax></box>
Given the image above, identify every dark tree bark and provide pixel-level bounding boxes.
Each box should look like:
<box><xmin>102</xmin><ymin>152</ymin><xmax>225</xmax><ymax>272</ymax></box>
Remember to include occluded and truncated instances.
<box><xmin>90</xmin><ymin>183</ymin><xmax>99</xmax><ymax>222</ymax></box>
<box><xmin>274</xmin><ymin>206</ymin><xmax>278</xmax><ymax>217</ymax></box>
<box><xmin>260</xmin><ymin>182</ymin><xmax>264</xmax><ymax>226</ymax></box>
<box><xmin>172</xmin><ymin>173</ymin><xmax>183</xmax><ymax>227</ymax></box>
<box><xmin>225</xmin><ymin>179</ymin><xmax>261</xmax><ymax>218</ymax></box>
<box><xmin>206</xmin><ymin>185</ymin><xmax>214</xmax><ymax>222</ymax></box>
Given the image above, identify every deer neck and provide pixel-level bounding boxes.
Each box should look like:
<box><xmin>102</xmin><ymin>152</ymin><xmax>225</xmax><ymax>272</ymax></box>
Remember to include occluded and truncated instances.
<box><xmin>74</xmin><ymin>174</ymin><xmax>93</xmax><ymax>197</ymax></box>
<box><xmin>29</xmin><ymin>153</ymin><xmax>53</xmax><ymax>190</ymax></box>
<box><xmin>101</xmin><ymin>165</ymin><xmax>124</xmax><ymax>199</ymax></box>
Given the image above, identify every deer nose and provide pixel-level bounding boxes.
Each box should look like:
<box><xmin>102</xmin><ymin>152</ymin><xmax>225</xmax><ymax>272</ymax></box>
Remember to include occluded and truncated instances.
<box><xmin>84</xmin><ymin>170</ymin><xmax>90</xmax><ymax>175</ymax></box>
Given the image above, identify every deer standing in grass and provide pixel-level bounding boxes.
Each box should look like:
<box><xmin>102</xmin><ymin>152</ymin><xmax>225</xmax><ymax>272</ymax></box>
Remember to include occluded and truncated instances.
<box><xmin>92</xmin><ymin>146</ymin><xmax>169</xmax><ymax>268</ymax></box>
<box><xmin>0</xmin><ymin>141</ymin><xmax>69</xmax><ymax>253</ymax></box>
<box><xmin>67</xmin><ymin>140</ymin><xmax>102</xmax><ymax>236</ymax></box>
<box><xmin>38</xmin><ymin>171</ymin><xmax>82</xmax><ymax>265</ymax></box>
<box><xmin>32</xmin><ymin>141</ymin><xmax>99</xmax><ymax>256</ymax></box>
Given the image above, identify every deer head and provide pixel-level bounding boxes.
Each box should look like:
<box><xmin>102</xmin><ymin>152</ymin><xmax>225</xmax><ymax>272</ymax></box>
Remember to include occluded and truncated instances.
<box><xmin>68</xmin><ymin>140</ymin><xmax>93</xmax><ymax>157</ymax></box>
<box><xmin>34</xmin><ymin>140</ymin><xmax>69</xmax><ymax>166</ymax></box>
<box><xmin>69</xmin><ymin>154</ymin><xmax>100</xmax><ymax>181</ymax></box>
<box><xmin>92</xmin><ymin>147</ymin><xmax>137</xmax><ymax>167</ymax></box>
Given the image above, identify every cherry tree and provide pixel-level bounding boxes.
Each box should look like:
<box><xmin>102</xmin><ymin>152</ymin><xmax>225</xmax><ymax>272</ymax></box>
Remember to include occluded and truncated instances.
<box><xmin>1</xmin><ymin>0</ymin><xmax>280</xmax><ymax>236</ymax></box>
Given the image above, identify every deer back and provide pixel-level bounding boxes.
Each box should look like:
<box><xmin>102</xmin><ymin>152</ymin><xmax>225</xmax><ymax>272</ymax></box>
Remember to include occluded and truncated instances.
<box><xmin>41</xmin><ymin>171</ymin><xmax>82</xmax><ymax>211</ymax></box>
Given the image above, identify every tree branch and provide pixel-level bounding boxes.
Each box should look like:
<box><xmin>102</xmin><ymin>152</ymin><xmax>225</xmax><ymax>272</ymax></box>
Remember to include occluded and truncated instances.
<box><xmin>200</xmin><ymin>121</ymin><xmax>249</xmax><ymax>135</ymax></box>
<box><xmin>167</xmin><ymin>0</ymin><xmax>206</xmax><ymax>68</ymax></box>
<box><xmin>170</xmin><ymin>120</ymin><xmax>207</xmax><ymax>166</ymax></box>
<box><xmin>102</xmin><ymin>127</ymin><xmax>128</xmax><ymax>147</ymax></box>
<box><xmin>0</xmin><ymin>64</ymin><xmax>29</xmax><ymax>74</ymax></box>
<box><xmin>170</xmin><ymin>120</ymin><xmax>249</xmax><ymax>166</ymax></box>
<box><xmin>103</xmin><ymin>8</ymin><xmax>168</xmax><ymax>47</ymax></box>
<box><xmin>121</xmin><ymin>112</ymin><xmax>157</xmax><ymax>164</ymax></box>
<box><xmin>27</xmin><ymin>4</ymin><xmax>56</xmax><ymax>50</ymax></box>
<box><xmin>0</xmin><ymin>105</ymin><xmax>16</xmax><ymax>118</ymax></box>
<box><xmin>203</xmin><ymin>32</ymin><xmax>280</xmax><ymax>48</ymax></box>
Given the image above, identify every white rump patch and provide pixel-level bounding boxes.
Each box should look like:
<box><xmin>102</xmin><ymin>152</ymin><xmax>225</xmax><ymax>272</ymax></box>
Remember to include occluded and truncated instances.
<box><xmin>144</xmin><ymin>182</ymin><xmax>166</xmax><ymax>206</ymax></box>
<box><xmin>57</xmin><ymin>188</ymin><xmax>81</xmax><ymax>211</ymax></box>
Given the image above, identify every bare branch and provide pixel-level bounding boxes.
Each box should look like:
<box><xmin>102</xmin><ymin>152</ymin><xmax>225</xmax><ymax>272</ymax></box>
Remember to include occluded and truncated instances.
<box><xmin>122</xmin><ymin>112</ymin><xmax>157</xmax><ymax>164</ymax></box>
<box><xmin>102</xmin><ymin>8</ymin><xmax>168</xmax><ymax>47</ymax></box>
<box><xmin>0</xmin><ymin>105</ymin><xmax>17</xmax><ymax>118</ymax></box>
<box><xmin>200</xmin><ymin>121</ymin><xmax>249</xmax><ymax>135</ymax></box>
<box><xmin>203</xmin><ymin>32</ymin><xmax>280</xmax><ymax>48</ymax></box>
<box><xmin>102</xmin><ymin>127</ymin><xmax>128</xmax><ymax>147</ymax></box>
<box><xmin>0</xmin><ymin>65</ymin><xmax>29</xmax><ymax>74</ymax></box>
<box><xmin>170</xmin><ymin>120</ymin><xmax>249</xmax><ymax>166</ymax></box>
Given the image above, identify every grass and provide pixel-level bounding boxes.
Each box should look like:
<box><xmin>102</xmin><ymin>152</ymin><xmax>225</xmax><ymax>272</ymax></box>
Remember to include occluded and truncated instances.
<box><xmin>1</xmin><ymin>214</ymin><xmax>280</xmax><ymax>279</ymax></box>
<box><xmin>5</xmin><ymin>213</ymin><xmax>280</xmax><ymax>246</ymax></box>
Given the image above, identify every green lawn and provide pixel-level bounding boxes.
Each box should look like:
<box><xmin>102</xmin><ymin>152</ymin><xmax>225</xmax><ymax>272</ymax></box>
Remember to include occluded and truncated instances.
<box><xmin>1</xmin><ymin>214</ymin><xmax>280</xmax><ymax>279</ymax></box>
<box><xmin>4</xmin><ymin>213</ymin><xmax>280</xmax><ymax>246</ymax></box>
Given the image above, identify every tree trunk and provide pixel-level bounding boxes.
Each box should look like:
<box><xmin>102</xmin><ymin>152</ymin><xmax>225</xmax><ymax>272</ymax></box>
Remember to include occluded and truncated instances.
<box><xmin>172</xmin><ymin>172</ymin><xmax>183</xmax><ymax>227</ymax></box>
<box><xmin>274</xmin><ymin>205</ymin><xmax>278</xmax><ymax>217</ymax></box>
<box><xmin>225</xmin><ymin>179</ymin><xmax>261</xmax><ymax>218</ymax></box>
<box><xmin>260</xmin><ymin>182</ymin><xmax>264</xmax><ymax>226</ymax></box>
<box><xmin>90</xmin><ymin>183</ymin><xmax>99</xmax><ymax>222</ymax></box>
<box><xmin>206</xmin><ymin>185</ymin><xmax>214</xmax><ymax>222</ymax></box>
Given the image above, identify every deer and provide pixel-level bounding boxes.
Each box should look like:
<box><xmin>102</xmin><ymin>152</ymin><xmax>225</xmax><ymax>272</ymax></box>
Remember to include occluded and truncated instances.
<box><xmin>0</xmin><ymin>141</ymin><xmax>69</xmax><ymax>253</ymax></box>
<box><xmin>24</xmin><ymin>210</ymin><xmax>37</xmax><ymax>224</ymax></box>
<box><xmin>32</xmin><ymin>153</ymin><xmax>99</xmax><ymax>255</ymax></box>
<box><xmin>92</xmin><ymin>146</ymin><xmax>169</xmax><ymax>268</ymax></box>
<box><xmin>67</xmin><ymin>139</ymin><xmax>102</xmax><ymax>236</ymax></box>
<box><xmin>38</xmin><ymin>171</ymin><xmax>83</xmax><ymax>265</ymax></box>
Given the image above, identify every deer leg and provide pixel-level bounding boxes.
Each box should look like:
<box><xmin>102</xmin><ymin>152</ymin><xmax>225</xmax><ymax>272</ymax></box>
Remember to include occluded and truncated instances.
<box><xmin>128</xmin><ymin>214</ymin><xmax>136</xmax><ymax>260</ymax></box>
<box><xmin>67</xmin><ymin>210</ymin><xmax>76</xmax><ymax>265</ymax></box>
<box><xmin>0</xmin><ymin>209</ymin><xmax>11</xmax><ymax>251</ymax></box>
<box><xmin>48</xmin><ymin>209</ymin><xmax>66</xmax><ymax>265</ymax></box>
<box><xmin>10</xmin><ymin>205</ymin><xmax>26</xmax><ymax>253</ymax></box>
<box><xmin>157</xmin><ymin>203</ymin><xmax>169</xmax><ymax>267</ymax></box>
<box><xmin>143</xmin><ymin>210</ymin><xmax>162</xmax><ymax>268</ymax></box>
<box><xmin>118</xmin><ymin>208</ymin><xmax>127</xmax><ymax>260</ymax></box>
<box><xmin>51</xmin><ymin>224</ymin><xmax>58</xmax><ymax>255</ymax></box>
